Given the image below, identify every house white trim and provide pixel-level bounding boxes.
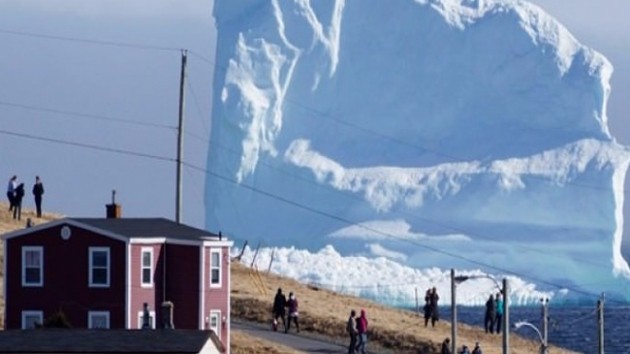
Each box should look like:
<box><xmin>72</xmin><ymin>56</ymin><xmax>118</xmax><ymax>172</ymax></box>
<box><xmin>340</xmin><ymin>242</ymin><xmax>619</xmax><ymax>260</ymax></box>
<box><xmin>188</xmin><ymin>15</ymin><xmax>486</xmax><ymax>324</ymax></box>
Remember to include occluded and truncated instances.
<box><xmin>88</xmin><ymin>311</ymin><xmax>110</xmax><ymax>329</ymax></box>
<box><xmin>21</xmin><ymin>246</ymin><xmax>43</xmax><ymax>287</ymax></box>
<box><xmin>199</xmin><ymin>246</ymin><xmax>205</xmax><ymax>330</ymax></box>
<box><xmin>209</xmin><ymin>310</ymin><xmax>221</xmax><ymax>339</ymax></box>
<box><xmin>141</xmin><ymin>247</ymin><xmax>153</xmax><ymax>288</ymax></box>
<box><xmin>21</xmin><ymin>310</ymin><xmax>43</xmax><ymax>329</ymax></box>
<box><xmin>88</xmin><ymin>247</ymin><xmax>110</xmax><ymax>288</ymax></box>
<box><xmin>137</xmin><ymin>310</ymin><xmax>156</xmax><ymax>329</ymax></box>
<box><xmin>209</xmin><ymin>248</ymin><xmax>222</xmax><ymax>289</ymax></box>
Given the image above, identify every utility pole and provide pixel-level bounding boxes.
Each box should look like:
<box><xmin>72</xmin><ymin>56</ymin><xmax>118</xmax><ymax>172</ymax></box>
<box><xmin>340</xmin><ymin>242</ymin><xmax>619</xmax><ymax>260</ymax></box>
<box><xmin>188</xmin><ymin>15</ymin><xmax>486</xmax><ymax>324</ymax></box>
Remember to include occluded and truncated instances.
<box><xmin>503</xmin><ymin>278</ymin><xmax>509</xmax><ymax>354</ymax></box>
<box><xmin>541</xmin><ymin>298</ymin><xmax>549</xmax><ymax>354</ymax></box>
<box><xmin>451</xmin><ymin>269</ymin><xmax>457</xmax><ymax>354</ymax></box>
<box><xmin>176</xmin><ymin>49</ymin><xmax>187</xmax><ymax>223</ymax></box>
<box><xmin>597</xmin><ymin>293</ymin><xmax>605</xmax><ymax>354</ymax></box>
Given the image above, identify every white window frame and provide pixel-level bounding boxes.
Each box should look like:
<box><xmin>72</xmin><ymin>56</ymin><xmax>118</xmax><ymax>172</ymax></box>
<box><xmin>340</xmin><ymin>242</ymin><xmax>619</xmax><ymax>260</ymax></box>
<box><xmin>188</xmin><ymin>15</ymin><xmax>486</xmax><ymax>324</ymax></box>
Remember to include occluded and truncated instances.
<box><xmin>210</xmin><ymin>249</ymin><xmax>222</xmax><ymax>288</ymax></box>
<box><xmin>209</xmin><ymin>310</ymin><xmax>221</xmax><ymax>337</ymax></box>
<box><xmin>21</xmin><ymin>311</ymin><xmax>43</xmax><ymax>329</ymax></box>
<box><xmin>88</xmin><ymin>311</ymin><xmax>110</xmax><ymax>329</ymax></box>
<box><xmin>89</xmin><ymin>247</ymin><xmax>110</xmax><ymax>287</ymax></box>
<box><xmin>141</xmin><ymin>247</ymin><xmax>153</xmax><ymax>287</ymax></box>
<box><xmin>137</xmin><ymin>310</ymin><xmax>156</xmax><ymax>329</ymax></box>
<box><xmin>22</xmin><ymin>246</ymin><xmax>43</xmax><ymax>287</ymax></box>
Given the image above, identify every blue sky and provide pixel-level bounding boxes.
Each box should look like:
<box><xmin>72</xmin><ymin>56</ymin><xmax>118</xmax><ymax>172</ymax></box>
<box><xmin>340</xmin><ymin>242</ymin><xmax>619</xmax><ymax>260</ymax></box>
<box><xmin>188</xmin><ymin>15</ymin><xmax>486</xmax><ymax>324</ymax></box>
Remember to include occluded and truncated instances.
<box><xmin>0</xmin><ymin>0</ymin><xmax>628</xmax><ymax>240</ymax></box>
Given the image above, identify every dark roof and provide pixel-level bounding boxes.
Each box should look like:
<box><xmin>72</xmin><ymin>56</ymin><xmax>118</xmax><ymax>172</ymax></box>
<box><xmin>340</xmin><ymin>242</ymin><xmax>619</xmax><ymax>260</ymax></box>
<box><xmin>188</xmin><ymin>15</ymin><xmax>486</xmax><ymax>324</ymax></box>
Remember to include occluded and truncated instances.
<box><xmin>70</xmin><ymin>218</ymin><xmax>220</xmax><ymax>241</ymax></box>
<box><xmin>0</xmin><ymin>329</ymin><xmax>224</xmax><ymax>353</ymax></box>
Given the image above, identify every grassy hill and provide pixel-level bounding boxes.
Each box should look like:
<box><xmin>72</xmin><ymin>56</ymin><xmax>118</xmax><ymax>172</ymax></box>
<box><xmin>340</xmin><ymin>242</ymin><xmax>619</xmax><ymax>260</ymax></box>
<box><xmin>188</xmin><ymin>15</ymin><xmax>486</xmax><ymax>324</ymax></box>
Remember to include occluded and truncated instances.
<box><xmin>0</xmin><ymin>202</ymin><xmax>576</xmax><ymax>353</ymax></box>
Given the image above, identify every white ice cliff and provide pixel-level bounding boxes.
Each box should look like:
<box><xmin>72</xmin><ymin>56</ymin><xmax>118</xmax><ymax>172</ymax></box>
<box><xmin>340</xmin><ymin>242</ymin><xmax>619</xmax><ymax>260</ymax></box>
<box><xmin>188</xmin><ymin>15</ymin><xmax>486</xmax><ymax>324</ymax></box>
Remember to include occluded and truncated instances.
<box><xmin>207</xmin><ymin>0</ymin><xmax>630</xmax><ymax>303</ymax></box>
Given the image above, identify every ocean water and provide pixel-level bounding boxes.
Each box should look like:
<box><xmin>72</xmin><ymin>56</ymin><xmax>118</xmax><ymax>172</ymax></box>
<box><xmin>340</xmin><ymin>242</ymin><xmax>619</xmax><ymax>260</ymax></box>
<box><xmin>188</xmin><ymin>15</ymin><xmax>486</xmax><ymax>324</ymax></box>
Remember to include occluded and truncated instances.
<box><xmin>437</xmin><ymin>306</ymin><xmax>630</xmax><ymax>353</ymax></box>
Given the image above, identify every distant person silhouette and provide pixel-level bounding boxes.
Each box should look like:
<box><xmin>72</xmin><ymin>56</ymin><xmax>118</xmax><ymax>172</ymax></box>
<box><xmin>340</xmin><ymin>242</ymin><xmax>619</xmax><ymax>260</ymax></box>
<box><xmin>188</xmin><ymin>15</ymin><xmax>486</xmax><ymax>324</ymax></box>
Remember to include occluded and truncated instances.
<box><xmin>6</xmin><ymin>175</ymin><xmax>17</xmax><ymax>211</ymax></box>
<box><xmin>423</xmin><ymin>288</ymin><xmax>432</xmax><ymax>326</ymax></box>
<box><xmin>272</xmin><ymin>288</ymin><xmax>287</xmax><ymax>332</ymax></box>
<box><xmin>484</xmin><ymin>294</ymin><xmax>496</xmax><ymax>334</ymax></box>
<box><xmin>472</xmin><ymin>342</ymin><xmax>483</xmax><ymax>354</ymax></box>
<box><xmin>441</xmin><ymin>337</ymin><xmax>452</xmax><ymax>354</ymax></box>
<box><xmin>286</xmin><ymin>291</ymin><xmax>299</xmax><ymax>333</ymax></box>
<box><xmin>355</xmin><ymin>309</ymin><xmax>369</xmax><ymax>354</ymax></box>
<box><xmin>495</xmin><ymin>293</ymin><xmax>504</xmax><ymax>334</ymax></box>
<box><xmin>427</xmin><ymin>287</ymin><xmax>440</xmax><ymax>327</ymax></box>
<box><xmin>13</xmin><ymin>183</ymin><xmax>25</xmax><ymax>220</ymax></box>
<box><xmin>346</xmin><ymin>309</ymin><xmax>358</xmax><ymax>354</ymax></box>
<box><xmin>32</xmin><ymin>176</ymin><xmax>44</xmax><ymax>218</ymax></box>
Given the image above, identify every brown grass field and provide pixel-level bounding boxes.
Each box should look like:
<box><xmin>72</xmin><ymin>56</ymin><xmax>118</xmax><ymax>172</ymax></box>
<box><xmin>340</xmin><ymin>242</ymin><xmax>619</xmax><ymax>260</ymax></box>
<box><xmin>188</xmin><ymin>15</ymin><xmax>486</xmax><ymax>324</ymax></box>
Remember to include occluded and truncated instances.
<box><xmin>0</xmin><ymin>202</ymin><xmax>577</xmax><ymax>353</ymax></box>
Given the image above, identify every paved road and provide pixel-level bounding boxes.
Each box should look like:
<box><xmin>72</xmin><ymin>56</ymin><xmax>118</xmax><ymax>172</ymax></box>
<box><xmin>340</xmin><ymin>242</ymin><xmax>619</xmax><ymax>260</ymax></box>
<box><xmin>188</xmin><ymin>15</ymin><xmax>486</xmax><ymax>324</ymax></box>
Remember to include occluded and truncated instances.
<box><xmin>233</xmin><ymin>320</ymin><xmax>351</xmax><ymax>353</ymax></box>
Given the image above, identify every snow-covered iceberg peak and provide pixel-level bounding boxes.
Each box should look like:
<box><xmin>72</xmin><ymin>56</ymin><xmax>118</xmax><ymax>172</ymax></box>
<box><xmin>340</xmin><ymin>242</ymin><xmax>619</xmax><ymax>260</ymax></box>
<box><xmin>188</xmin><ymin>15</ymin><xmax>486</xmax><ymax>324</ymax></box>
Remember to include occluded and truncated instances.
<box><xmin>207</xmin><ymin>0</ymin><xmax>630</xmax><ymax>303</ymax></box>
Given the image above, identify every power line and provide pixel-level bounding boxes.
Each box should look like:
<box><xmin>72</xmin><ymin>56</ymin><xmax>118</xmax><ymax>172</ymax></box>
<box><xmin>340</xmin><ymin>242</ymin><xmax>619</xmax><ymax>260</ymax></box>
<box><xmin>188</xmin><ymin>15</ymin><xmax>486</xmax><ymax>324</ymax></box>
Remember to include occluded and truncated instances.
<box><xmin>0</xmin><ymin>28</ymin><xmax>181</xmax><ymax>52</ymax></box>
<box><xmin>0</xmin><ymin>100</ymin><xmax>177</xmax><ymax>130</ymax></box>
<box><xmin>0</xmin><ymin>129</ymin><xmax>174</xmax><ymax>163</ymax></box>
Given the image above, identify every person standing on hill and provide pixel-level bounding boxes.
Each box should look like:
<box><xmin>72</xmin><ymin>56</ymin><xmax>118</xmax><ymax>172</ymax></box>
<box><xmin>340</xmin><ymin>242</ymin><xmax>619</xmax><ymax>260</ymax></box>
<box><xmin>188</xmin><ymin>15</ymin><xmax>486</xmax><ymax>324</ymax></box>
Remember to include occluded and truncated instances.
<box><xmin>355</xmin><ymin>309</ymin><xmax>368</xmax><ymax>354</ymax></box>
<box><xmin>423</xmin><ymin>288</ymin><xmax>432</xmax><ymax>327</ymax></box>
<box><xmin>6</xmin><ymin>175</ymin><xmax>17</xmax><ymax>211</ymax></box>
<box><xmin>32</xmin><ymin>176</ymin><xmax>44</xmax><ymax>218</ymax></box>
<box><xmin>428</xmin><ymin>286</ymin><xmax>440</xmax><ymax>327</ymax></box>
<box><xmin>472</xmin><ymin>342</ymin><xmax>483</xmax><ymax>354</ymax></box>
<box><xmin>272</xmin><ymin>288</ymin><xmax>287</xmax><ymax>332</ymax></box>
<box><xmin>495</xmin><ymin>293</ymin><xmax>504</xmax><ymax>334</ymax></box>
<box><xmin>13</xmin><ymin>183</ymin><xmax>25</xmax><ymax>220</ymax></box>
<box><xmin>441</xmin><ymin>338</ymin><xmax>452</xmax><ymax>354</ymax></box>
<box><xmin>346</xmin><ymin>309</ymin><xmax>358</xmax><ymax>354</ymax></box>
<box><xmin>484</xmin><ymin>294</ymin><xmax>496</xmax><ymax>334</ymax></box>
<box><xmin>286</xmin><ymin>291</ymin><xmax>299</xmax><ymax>333</ymax></box>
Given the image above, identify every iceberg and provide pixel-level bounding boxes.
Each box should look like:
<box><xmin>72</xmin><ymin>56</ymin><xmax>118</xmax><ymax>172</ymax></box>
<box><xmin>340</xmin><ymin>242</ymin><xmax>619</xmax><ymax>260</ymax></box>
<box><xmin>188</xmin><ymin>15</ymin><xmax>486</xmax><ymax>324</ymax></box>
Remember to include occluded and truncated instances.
<box><xmin>207</xmin><ymin>0</ymin><xmax>630</xmax><ymax>303</ymax></box>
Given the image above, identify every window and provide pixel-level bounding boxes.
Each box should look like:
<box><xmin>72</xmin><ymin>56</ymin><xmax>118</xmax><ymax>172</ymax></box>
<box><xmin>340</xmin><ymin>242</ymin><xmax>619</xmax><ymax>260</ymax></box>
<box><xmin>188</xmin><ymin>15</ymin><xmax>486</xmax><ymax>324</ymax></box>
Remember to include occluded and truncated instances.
<box><xmin>141</xmin><ymin>248</ymin><xmax>153</xmax><ymax>287</ymax></box>
<box><xmin>137</xmin><ymin>310</ymin><xmax>155</xmax><ymax>329</ymax></box>
<box><xmin>209</xmin><ymin>310</ymin><xmax>221</xmax><ymax>337</ymax></box>
<box><xmin>22</xmin><ymin>247</ymin><xmax>43</xmax><ymax>287</ymax></box>
<box><xmin>21</xmin><ymin>311</ymin><xmax>43</xmax><ymax>329</ymax></box>
<box><xmin>88</xmin><ymin>311</ymin><xmax>110</xmax><ymax>329</ymax></box>
<box><xmin>210</xmin><ymin>249</ymin><xmax>221</xmax><ymax>287</ymax></box>
<box><xmin>89</xmin><ymin>247</ymin><xmax>110</xmax><ymax>287</ymax></box>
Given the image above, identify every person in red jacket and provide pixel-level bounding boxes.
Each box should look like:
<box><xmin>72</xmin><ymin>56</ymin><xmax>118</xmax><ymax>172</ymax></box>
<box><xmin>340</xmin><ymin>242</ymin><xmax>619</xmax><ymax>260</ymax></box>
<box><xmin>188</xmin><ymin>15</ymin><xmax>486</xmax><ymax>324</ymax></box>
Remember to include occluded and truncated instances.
<box><xmin>355</xmin><ymin>309</ymin><xmax>368</xmax><ymax>354</ymax></box>
<box><xmin>286</xmin><ymin>291</ymin><xmax>299</xmax><ymax>333</ymax></box>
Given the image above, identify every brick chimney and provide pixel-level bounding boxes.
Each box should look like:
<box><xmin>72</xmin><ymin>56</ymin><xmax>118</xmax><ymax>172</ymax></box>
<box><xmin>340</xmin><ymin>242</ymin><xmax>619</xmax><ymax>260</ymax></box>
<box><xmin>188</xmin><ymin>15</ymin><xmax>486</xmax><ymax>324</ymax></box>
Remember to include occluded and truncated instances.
<box><xmin>106</xmin><ymin>190</ymin><xmax>122</xmax><ymax>219</ymax></box>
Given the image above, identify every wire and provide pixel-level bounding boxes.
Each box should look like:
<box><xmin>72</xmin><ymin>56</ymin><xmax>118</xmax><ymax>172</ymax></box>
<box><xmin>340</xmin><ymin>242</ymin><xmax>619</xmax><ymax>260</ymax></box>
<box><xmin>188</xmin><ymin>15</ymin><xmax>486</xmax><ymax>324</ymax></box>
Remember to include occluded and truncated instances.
<box><xmin>0</xmin><ymin>100</ymin><xmax>176</xmax><ymax>130</ymax></box>
<box><xmin>0</xmin><ymin>28</ymin><xmax>181</xmax><ymax>52</ymax></box>
<box><xmin>0</xmin><ymin>129</ymin><xmax>175</xmax><ymax>163</ymax></box>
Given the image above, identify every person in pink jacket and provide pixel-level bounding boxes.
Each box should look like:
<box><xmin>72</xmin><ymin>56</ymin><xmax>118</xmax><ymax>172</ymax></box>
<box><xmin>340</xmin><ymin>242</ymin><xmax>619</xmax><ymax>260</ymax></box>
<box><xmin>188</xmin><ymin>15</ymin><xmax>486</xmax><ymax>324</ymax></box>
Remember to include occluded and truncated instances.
<box><xmin>355</xmin><ymin>309</ymin><xmax>369</xmax><ymax>354</ymax></box>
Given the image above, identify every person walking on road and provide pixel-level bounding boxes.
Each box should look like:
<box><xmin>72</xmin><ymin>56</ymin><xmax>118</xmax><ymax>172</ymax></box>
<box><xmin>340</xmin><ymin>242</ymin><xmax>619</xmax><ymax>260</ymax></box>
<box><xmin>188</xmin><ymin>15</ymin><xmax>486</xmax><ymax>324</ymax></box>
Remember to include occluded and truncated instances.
<box><xmin>484</xmin><ymin>294</ymin><xmax>496</xmax><ymax>334</ymax></box>
<box><xmin>355</xmin><ymin>309</ymin><xmax>368</xmax><ymax>354</ymax></box>
<box><xmin>32</xmin><ymin>176</ymin><xmax>44</xmax><ymax>218</ymax></box>
<box><xmin>286</xmin><ymin>291</ymin><xmax>300</xmax><ymax>333</ymax></box>
<box><xmin>6</xmin><ymin>175</ymin><xmax>17</xmax><ymax>211</ymax></box>
<box><xmin>272</xmin><ymin>288</ymin><xmax>287</xmax><ymax>332</ymax></box>
<box><xmin>13</xmin><ymin>183</ymin><xmax>25</xmax><ymax>220</ymax></box>
<box><xmin>346</xmin><ymin>309</ymin><xmax>358</xmax><ymax>354</ymax></box>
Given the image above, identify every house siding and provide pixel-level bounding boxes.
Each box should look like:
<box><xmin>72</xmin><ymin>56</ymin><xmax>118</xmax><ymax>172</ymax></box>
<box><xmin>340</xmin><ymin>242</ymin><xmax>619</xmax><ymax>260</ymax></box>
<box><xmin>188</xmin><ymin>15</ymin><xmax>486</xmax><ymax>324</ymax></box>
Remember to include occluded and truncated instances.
<box><xmin>5</xmin><ymin>224</ymin><xmax>126</xmax><ymax>329</ymax></box>
<box><xmin>129</xmin><ymin>244</ymin><xmax>164</xmax><ymax>329</ymax></box>
<box><xmin>204</xmin><ymin>246</ymin><xmax>230</xmax><ymax>346</ymax></box>
<box><xmin>165</xmin><ymin>243</ymin><xmax>200</xmax><ymax>329</ymax></box>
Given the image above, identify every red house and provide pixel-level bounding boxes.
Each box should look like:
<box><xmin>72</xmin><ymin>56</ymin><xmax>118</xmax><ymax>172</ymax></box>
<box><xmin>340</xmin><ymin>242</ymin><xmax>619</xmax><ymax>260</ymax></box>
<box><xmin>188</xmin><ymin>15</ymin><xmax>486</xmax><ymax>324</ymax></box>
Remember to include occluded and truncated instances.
<box><xmin>2</xmin><ymin>212</ymin><xmax>233</xmax><ymax>352</ymax></box>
